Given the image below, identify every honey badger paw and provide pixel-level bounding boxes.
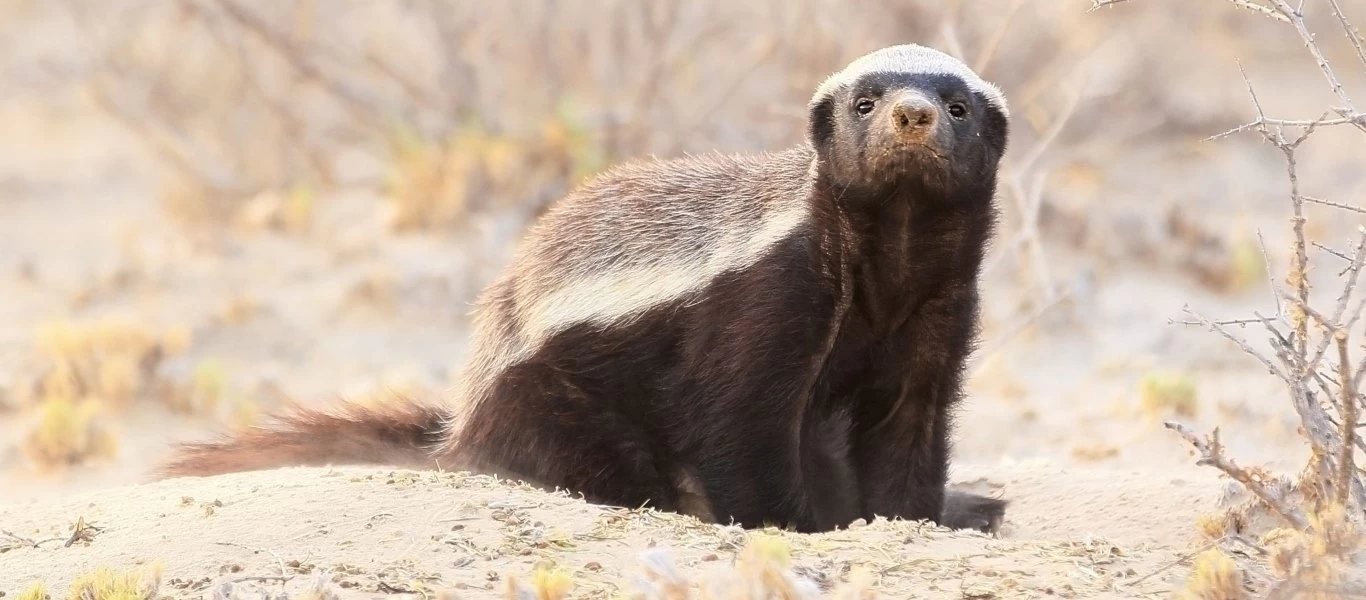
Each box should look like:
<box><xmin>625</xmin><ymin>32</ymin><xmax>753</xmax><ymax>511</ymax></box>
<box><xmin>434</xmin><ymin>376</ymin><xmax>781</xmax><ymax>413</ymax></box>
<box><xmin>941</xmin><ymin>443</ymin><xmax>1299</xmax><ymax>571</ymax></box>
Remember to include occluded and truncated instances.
<box><xmin>940</xmin><ymin>489</ymin><xmax>1007</xmax><ymax>534</ymax></box>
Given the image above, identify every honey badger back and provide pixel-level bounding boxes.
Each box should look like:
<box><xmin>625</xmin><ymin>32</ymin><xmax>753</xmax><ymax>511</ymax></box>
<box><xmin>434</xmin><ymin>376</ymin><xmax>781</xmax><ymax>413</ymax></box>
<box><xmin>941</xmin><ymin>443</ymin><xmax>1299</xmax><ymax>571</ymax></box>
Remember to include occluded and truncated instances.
<box><xmin>162</xmin><ymin>44</ymin><xmax>1011</xmax><ymax>535</ymax></box>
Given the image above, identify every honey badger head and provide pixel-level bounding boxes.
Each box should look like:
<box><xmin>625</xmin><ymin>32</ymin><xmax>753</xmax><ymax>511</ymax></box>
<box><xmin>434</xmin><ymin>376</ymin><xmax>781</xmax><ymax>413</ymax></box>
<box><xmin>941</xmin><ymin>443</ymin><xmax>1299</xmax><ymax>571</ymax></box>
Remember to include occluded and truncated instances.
<box><xmin>807</xmin><ymin>44</ymin><xmax>1010</xmax><ymax>199</ymax></box>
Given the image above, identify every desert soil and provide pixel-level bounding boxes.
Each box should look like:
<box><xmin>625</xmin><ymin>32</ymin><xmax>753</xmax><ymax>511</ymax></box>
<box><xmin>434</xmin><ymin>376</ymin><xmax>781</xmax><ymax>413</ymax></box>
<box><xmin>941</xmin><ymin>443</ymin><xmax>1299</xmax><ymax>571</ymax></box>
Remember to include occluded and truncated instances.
<box><xmin>0</xmin><ymin>463</ymin><xmax>1228</xmax><ymax>599</ymax></box>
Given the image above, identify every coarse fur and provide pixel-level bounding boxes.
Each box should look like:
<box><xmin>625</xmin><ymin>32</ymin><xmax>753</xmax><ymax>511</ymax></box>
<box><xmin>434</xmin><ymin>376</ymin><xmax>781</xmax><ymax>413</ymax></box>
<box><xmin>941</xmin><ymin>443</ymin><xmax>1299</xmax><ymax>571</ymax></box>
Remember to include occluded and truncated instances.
<box><xmin>162</xmin><ymin>43</ymin><xmax>1011</xmax><ymax>535</ymax></box>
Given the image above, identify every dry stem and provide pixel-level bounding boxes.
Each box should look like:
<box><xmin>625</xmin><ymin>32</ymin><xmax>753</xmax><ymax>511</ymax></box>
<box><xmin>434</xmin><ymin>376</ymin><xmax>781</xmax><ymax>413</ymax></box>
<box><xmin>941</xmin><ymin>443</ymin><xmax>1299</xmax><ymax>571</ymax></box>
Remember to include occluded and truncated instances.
<box><xmin>1165</xmin><ymin>422</ymin><xmax>1311</xmax><ymax>530</ymax></box>
<box><xmin>1337</xmin><ymin>332</ymin><xmax>1358</xmax><ymax>506</ymax></box>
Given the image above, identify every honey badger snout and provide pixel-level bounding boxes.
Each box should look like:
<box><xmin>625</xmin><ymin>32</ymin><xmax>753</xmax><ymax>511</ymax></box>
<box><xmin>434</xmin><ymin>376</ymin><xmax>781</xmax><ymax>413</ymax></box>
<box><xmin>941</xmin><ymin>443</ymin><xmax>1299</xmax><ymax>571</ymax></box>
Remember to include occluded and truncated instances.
<box><xmin>889</xmin><ymin>92</ymin><xmax>938</xmax><ymax>140</ymax></box>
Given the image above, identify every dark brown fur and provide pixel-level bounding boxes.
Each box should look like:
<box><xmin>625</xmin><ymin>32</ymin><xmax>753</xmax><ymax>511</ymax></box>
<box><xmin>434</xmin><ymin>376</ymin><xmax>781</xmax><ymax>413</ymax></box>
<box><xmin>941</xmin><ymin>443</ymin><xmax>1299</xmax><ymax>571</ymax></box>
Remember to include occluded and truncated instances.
<box><xmin>162</xmin><ymin>45</ymin><xmax>1011</xmax><ymax>535</ymax></box>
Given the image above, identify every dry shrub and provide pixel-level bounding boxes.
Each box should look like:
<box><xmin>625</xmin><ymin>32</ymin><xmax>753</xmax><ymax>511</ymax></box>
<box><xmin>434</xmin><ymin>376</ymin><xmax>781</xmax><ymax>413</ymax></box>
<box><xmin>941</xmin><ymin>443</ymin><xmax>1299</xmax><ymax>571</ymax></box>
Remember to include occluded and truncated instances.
<box><xmin>383</xmin><ymin>117</ymin><xmax>602</xmax><ymax>232</ymax></box>
<box><xmin>16</xmin><ymin>583</ymin><xmax>47</xmax><ymax>600</ymax></box>
<box><xmin>32</xmin><ymin>318</ymin><xmax>190</xmax><ymax>410</ymax></box>
<box><xmin>1139</xmin><ymin>371</ymin><xmax>1199</xmax><ymax>420</ymax></box>
<box><xmin>144</xmin><ymin>357</ymin><xmax>232</xmax><ymax>417</ymax></box>
<box><xmin>1249</xmin><ymin>503</ymin><xmax>1366</xmax><ymax>598</ymax></box>
<box><xmin>503</xmin><ymin>565</ymin><xmax>575</xmax><ymax>600</ymax></box>
<box><xmin>66</xmin><ymin>563</ymin><xmax>163</xmax><ymax>600</ymax></box>
<box><xmin>54</xmin><ymin>1</ymin><xmax>615</xmax><ymax>237</ymax></box>
<box><xmin>20</xmin><ymin>318</ymin><xmax>189</xmax><ymax>470</ymax></box>
<box><xmin>1180</xmin><ymin>548</ymin><xmax>1247</xmax><ymax>600</ymax></box>
<box><xmin>17</xmin><ymin>317</ymin><xmax>243</xmax><ymax>470</ymax></box>
<box><xmin>1093</xmin><ymin>0</ymin><xmax>1366</xmax><ymax>596</ymax></box>
<box><xmin>22</xmin><ymin>394</ymin><xmax>118</xmax><ymax>469</ymax></box>
<box><xmin>14</xmin><ymin>563</ymin><xmax>165</xmax><ymax>600</ymax></box>
<box><xmin>45</xmin><ymin>0</ymin><xmax>1131</xmax><ymax>313</ymax></box>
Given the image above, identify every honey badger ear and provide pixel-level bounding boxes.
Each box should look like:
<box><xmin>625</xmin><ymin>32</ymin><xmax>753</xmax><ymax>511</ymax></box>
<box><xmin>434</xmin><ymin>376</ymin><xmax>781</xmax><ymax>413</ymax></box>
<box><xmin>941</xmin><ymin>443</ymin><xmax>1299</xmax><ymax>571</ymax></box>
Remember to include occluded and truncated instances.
<box><xmin>807</xmin><ymin>94</ymin><xmax>837</xmax><ymax>152</ymax></box>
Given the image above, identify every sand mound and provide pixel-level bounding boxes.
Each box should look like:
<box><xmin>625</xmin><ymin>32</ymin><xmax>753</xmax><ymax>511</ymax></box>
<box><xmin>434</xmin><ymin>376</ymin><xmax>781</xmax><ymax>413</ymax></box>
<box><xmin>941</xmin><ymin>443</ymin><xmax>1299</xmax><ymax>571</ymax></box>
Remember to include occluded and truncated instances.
<box><xmin>0</xmin><ymin>462</ymin><xmax>1224</xmax><ymax>598</ymax></box>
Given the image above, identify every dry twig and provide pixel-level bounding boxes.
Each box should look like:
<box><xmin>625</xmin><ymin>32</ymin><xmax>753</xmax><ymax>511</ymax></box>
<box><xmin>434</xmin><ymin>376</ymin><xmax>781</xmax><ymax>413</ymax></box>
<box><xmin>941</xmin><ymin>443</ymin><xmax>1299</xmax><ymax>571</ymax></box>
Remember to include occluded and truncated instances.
<box><xmin>1164</xmin><ymin>422</ymin><xmax>1310</xmax><ymax>530</ymax></box>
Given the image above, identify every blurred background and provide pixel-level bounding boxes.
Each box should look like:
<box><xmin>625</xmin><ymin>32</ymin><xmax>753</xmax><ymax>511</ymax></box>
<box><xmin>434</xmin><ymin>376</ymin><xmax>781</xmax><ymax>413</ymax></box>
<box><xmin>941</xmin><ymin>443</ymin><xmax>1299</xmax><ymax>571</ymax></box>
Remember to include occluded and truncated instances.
<box><xmin>0</xmin><ymin>0</ymin><xmax>1363</xmax><ymax>503</ymax></box>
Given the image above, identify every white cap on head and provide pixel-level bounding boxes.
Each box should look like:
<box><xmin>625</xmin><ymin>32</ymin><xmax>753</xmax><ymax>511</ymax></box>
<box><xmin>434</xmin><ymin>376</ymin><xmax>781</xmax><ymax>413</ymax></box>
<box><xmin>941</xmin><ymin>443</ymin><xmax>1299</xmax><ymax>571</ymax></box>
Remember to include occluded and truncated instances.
<box><xmin>811</xmin><ymin>44</ymin><xmax>1008</xmax><ymax>118</ymax></box>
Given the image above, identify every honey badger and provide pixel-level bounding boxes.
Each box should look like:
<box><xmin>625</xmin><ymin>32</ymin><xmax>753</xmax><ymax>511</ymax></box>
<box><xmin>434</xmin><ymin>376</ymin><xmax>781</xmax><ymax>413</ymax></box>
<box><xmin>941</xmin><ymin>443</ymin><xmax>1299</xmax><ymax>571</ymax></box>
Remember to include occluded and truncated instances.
<box><xmin>163</xmin><ymin>43</ymin><xmax>1011</xmax><ymax>534</ymax></box>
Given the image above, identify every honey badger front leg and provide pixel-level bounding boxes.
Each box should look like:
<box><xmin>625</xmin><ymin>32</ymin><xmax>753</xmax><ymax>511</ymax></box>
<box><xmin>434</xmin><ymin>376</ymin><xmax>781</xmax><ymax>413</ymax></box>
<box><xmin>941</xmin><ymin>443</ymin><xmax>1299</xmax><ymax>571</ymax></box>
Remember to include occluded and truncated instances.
<box><xmin>852</xmin><ymin>287</ymin><xmax>1006</xmax><ymax>534</ymax></box>
<box><xmin>671</xmin><ymin>243</ymin><xmax>860</xmax><ymax>533</ymax></box>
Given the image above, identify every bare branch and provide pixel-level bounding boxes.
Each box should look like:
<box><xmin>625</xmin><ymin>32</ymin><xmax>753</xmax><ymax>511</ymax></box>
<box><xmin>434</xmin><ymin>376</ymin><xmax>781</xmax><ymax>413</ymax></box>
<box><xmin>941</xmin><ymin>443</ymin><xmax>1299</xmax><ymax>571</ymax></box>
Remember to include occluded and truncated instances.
<box><xmin>1276</xmin><ymin>116</ymin><xmax>1311</xmax><ymax>364</ymax></box>
<box><xmin>1172</xmin><ymin>316</ymin><xmax>1277</xmax><ymax>327</ymax></box>
<box><xmin>1265</xmin><ymin>0</ymin><xmax>1366</xmax><ymax>134</ymax></box>
<box><xmin>1328</xmin><ymin>0</ymin><xmax>1366</xmax><ymax>71</ymax></box>
<box><xmin>188</xmin><ymin>0</ymin><xmax>388</xmax><ymax>136</ymax></box>
<box><xmin>1088</xmin><ymin>0</ymin><xmax>1291</xmax><ymax>22</ymax></box>
<box><xmin>1314</xmin><ymin>241</ymin><xmax>1355</xmax><ymax>265</ymax></box>
<box><xmin>1331</xmin><ymin>227</ymin><xmax>1366</xmax><ymax>326</ymax></box>
<box><xmin>1303</xmin><ymin>195</ymin><xmax>1366</xmax><ymax>216</ymax></box>
<box><xmin>1260</xmin><ymin>230</ymin><xmax>1285</xmax><ymax>318</ymax></box>
<box><xmin>1206</xmin><ymin>114</ymin><xmax>1366</xmax><ymax>141</ymax></box>
<box><xmin>1336</xmin><ymin>331</ymin><xmax>1358</xmax><ymax>506</ymax></box>
<box><xmin>1357</xmin><ymin>354</ymin><xmax>1366</xmax><ymax>398</ymax></box>
<box><xmin>1180</xmin><ymin>306</ymin><xmax>1290</xmax><ymax>384</ymax></box>
<box><xmin>1286</xmin><ymin>227</ymin><xmax>1366</xmax><ymax>377</ymax></box>
<box><xmin>1165</xmin><ymin>422</ymin><xmax>1310</xmax><ymax>530</ymax></box>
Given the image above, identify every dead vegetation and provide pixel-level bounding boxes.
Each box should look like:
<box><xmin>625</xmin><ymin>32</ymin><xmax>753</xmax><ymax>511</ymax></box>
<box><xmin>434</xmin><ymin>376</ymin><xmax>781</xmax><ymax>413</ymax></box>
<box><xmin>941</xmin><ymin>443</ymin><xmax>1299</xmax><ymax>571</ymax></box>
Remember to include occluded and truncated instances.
<box><xmin>1093</xmin><ymin>0</ymin><xmax>1366</xmax><ymax>596</ymax></box>
<box><xmin>14</xmin><ymin>317</ymin><xmax>252</xmax><ymax>471</ymax></box>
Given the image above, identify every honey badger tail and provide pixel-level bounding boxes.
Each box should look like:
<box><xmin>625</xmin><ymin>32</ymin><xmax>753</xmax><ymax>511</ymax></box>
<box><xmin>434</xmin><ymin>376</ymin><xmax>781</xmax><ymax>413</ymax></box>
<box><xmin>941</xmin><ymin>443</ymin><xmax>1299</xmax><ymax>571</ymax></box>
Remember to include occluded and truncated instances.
<box><xmin>158</xmin><ymin>400</ymin><xmax>449</xmax><ymax>479</ymax></box>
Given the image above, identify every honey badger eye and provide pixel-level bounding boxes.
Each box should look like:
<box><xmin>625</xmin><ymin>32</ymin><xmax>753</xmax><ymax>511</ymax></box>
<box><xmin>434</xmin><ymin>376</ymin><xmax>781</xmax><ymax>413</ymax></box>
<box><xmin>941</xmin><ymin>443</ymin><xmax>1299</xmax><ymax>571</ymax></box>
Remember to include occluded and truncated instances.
<box><xmin>947</xmin><ymin>102</ymin><xmax>968</xmax><ymax>119</ymax></box>
<box><xmin>855</xmin><ymin>98</ymin><xmax>875</xmax><ymax>116</ymax></box>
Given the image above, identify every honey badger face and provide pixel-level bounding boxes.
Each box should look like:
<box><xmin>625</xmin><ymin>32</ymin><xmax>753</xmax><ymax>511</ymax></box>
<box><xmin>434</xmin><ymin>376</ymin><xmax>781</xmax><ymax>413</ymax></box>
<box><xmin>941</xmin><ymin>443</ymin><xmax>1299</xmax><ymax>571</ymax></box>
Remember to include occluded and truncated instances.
<box><xmin>807</xmin><ymin>45</ymin><xmax>1009</xmax><ymax>198</ymax></box>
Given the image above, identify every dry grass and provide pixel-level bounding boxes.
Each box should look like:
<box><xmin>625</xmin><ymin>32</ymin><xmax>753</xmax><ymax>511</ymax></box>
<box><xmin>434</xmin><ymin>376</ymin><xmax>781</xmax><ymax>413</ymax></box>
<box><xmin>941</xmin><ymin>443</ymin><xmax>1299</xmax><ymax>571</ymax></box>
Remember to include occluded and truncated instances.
<box><xmin>1180</xmin><ymin>548</ymin><xmax>1247</xmax><ymax>600</ymax></box>
<box><xmin>14</xmin><ymin>317</ymin><xmax>244</xmax><ymax>470</ymax></box>
<box><xmin>13</xmin><ymin>563</ymin><xmax>163</xmax><ymax>600</ymax></box>
<box><xmin>32</xmin><ymin>318</ymin><xmax>188</xmax><ymax>409</ymax></box>
<box><xmin>1139</xmin><ymin>371</ymin><xmax>1201</xmax><ymax>420</ymax></box>
<box><xmin>67</xmin><ymin>563</ymin><xmax>163</xmax><ymax>600</ymax></box>
<box><xmin>22</xmin><ymin>395</ymin><xmax>118</xmax><ymax>470</ymax></box>
<box><xmin>16</xmin><ymin>583</ymin><xmax>47</xmax><ymax>600</ymax></box>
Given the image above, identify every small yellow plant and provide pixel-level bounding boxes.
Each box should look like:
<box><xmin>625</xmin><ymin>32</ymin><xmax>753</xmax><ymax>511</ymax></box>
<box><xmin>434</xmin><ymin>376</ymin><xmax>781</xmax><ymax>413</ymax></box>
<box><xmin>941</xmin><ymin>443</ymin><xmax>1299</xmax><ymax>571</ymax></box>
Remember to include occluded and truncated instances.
<box><xmin>382</xmin><ymin>112</ymin><xmax>603</xmax><ymax>233</ymax></box>
<box><xmin>275</xmin><ymin>182</ymin><xmax>317</xmax><ymax>234</ymax></box>
<box><xmin>383</xmin><ymin>127</ymin><xmax>479</xmax><ymax>232</ymax></box>
<box><xmin>66</xmin><ymin>562</ymin><xmax>162</xmax><ymax>600</ymax></box>
<box><xmin>32</xmin><ymin>317</ymin><xmax>192</xmax><ymax>410</ymax></box>
<box><xmin>1197</xmin><ymin>510</ymin><xmax>1246</xmax><ymax>541</ymax></box>
<box><xmin>23</xmin><ymin>395</ymin><xmax>117</xmax><ymax>469</ymax></box>
<box><xmin>17</xmin><ymin>582</ymin><xmax>47</xmax><ymax>600</ymax></box>
<box><xmin>1224</xmin><ymin>234</ymin><xmax>1265</xmax><ymax>293</ymax></box>
<box><xmin>1197</xmin><ymin>514</ymin><xmax>1227</xmax><ymax>540</ymax></box>
<box><xmin>173</xmin><ymin>359</ymin><xmax>226</xmax><ymax>415</ymax></box>
<box><xmin>504</xmin><ymin>564</ymin><xmax>574</xmax><ymax>600</ymax></box>
<box><xmin>1179</xmin><ymin>548</ymin><xmax>1245</xmax><ymax>600</ymax></box>
<box><xmin>1139</xmin><ymin>371</ymin><xmax>1198</xmax><ymax>420</ymax></box>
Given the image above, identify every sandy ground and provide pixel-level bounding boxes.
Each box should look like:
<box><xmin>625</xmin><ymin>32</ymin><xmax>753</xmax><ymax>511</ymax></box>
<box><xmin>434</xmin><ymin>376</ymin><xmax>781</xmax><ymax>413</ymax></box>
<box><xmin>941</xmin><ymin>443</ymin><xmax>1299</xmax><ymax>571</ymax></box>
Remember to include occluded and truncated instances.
<box><xmin>0</xmin><ymin>463</ymin><xmax>1229</xmax><ymax>599</ymax></box>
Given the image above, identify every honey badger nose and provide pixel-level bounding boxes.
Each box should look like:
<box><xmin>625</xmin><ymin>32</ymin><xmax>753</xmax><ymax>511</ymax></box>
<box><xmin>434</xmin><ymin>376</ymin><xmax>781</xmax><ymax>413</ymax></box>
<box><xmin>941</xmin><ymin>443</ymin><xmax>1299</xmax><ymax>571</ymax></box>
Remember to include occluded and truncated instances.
<box><xmin>891</xmin><ymin>94</ymin><xmax>937</xmax><ymax>134</ymax></box>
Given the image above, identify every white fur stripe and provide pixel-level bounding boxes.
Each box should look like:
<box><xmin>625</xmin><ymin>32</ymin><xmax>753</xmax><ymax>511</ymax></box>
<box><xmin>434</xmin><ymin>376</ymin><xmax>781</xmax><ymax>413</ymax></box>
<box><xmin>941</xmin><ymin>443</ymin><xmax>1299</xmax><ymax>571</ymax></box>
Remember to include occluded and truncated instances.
<box><xmin>519</xmin><ymin>200</ymin><xmax>809</xmax><ymax>344</ymax></box>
